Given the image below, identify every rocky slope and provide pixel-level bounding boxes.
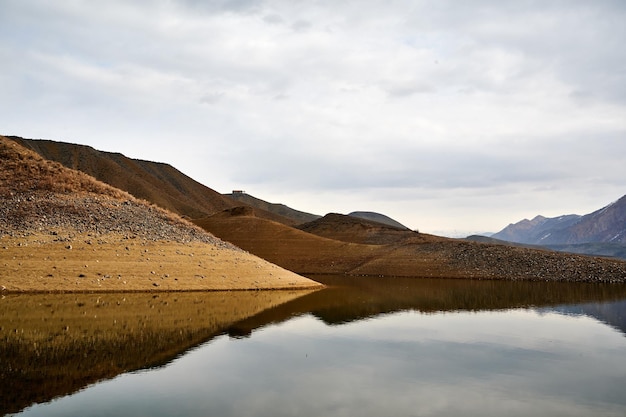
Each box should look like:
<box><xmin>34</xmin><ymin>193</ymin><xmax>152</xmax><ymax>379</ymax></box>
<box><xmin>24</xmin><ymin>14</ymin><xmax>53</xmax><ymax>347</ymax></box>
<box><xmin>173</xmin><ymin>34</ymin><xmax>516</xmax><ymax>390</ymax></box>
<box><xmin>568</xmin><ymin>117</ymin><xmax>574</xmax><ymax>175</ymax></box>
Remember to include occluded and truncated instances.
<box><xmin>5</xmin><ymin>135</ymin><xmax>626</xmax><ymax>283</ymax></box>
<box><xmin>9</xmin><ymin>136</ymin><xmax>291</xmax><ymax>225</ymax></box>
<box><xmin>0</xmin><ymin>136</ymin><xmax>322</xmax><ymax>292</ymax></box>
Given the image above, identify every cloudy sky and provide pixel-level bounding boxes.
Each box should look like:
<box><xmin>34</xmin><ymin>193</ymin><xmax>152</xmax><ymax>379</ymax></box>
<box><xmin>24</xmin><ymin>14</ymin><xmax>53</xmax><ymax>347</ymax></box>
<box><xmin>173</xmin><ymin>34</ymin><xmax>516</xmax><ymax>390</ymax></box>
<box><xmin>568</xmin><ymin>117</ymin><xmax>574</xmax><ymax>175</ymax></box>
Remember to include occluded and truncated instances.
<box><xmin>1</xmin><ymin>1</ymin><xmax>625</xmax><ymax>235</ymax></box>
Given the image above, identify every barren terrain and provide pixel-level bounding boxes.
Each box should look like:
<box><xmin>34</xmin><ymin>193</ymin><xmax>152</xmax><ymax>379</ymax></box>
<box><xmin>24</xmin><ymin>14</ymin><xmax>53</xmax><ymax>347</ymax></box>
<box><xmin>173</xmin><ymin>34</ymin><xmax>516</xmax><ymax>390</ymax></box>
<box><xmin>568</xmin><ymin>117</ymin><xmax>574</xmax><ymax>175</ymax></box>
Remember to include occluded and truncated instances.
<box><xmin>0</xmin><ymin>136</ymin><xmax>322</xmax><ymax>292</ymax></box>
<box><xmin>4</xmin><ymin>135</ymin><xmax>626</xmax><ymax>285</ymax></box>
<box><xmin>196</xmin><ymin>209</ymin><xmax>626</xmax><ymax>282</ymax></box>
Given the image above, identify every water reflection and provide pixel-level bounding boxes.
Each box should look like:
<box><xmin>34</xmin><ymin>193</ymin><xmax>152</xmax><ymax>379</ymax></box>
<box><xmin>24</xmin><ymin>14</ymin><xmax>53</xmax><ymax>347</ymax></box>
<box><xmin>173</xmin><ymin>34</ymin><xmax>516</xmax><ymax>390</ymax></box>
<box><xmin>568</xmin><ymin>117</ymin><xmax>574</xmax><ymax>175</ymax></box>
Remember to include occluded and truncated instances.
<box><xmin>0</xmin><ymin>290</ymin><xmax>315</xmax><ymax>415</ymax></box>
<box><xmin>227</xmin><ymin>275</ymin><xmax>626</xmax><ymax>335</ymax></box>
<box><xmin>4</xmin><ymin>276</ymin><xmax>626</xmax><ymax>416</ymax></box>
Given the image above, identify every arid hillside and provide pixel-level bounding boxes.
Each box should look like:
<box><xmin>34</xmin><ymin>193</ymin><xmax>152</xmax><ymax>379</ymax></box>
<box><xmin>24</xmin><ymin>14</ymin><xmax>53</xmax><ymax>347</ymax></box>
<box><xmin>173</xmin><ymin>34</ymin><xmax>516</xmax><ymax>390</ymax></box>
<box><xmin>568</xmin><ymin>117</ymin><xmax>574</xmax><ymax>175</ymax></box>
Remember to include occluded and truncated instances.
<box><xmin>9</xmin><ymin>136</ymin><xmax>293</xmax><ymax>225</ymax></box>
<box><xmin>0</xmin><ymin>136</ymin><xmax>322</xmax><ymax>292</ymax></box>
<box><xmin>5</xmin><ymin>135</ymin><xmax>626</xmax><ymax>283</ymax></box>
<box><xmin>298</xmin><ymin>213</ymin><xmax>417</xmax><ymax>245</ymax></box>
<box><xmin>195</xmin><ymin>210</ymin><xmax>626</xmax><ymax>282</ymax></box>
<box><xmin>193</xmin><ymin>207</ymin><xmax>382</xmax><ymax>275</ymax></box>
<box><xmin>226</xmin><ymin>191</ymin><xmax>320</xmax><ymax>225</ymax></box>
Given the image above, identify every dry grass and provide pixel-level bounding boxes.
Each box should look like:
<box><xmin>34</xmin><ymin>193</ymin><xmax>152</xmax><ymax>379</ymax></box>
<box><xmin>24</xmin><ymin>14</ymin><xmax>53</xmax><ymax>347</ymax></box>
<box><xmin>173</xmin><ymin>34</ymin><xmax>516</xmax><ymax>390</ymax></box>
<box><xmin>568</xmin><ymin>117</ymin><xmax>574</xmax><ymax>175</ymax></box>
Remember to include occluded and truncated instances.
<box><xmin>0</xmin><ymin>137</ymin><xmax>323</xmax><ymax>292</ymax></box>
<box><xmin>0</xmin><ymin>137</ymin><xmax>129</xmax><ymax>199</ymax></box>
<box><xmin>0</xmin><ymin>232</ymin><xmax>323</xmax><ymax>292</ymax></box>
<box><xmin>7</xmin><ymin>136</ymin><xmax>239</xmax><ymax>219</ymax></box>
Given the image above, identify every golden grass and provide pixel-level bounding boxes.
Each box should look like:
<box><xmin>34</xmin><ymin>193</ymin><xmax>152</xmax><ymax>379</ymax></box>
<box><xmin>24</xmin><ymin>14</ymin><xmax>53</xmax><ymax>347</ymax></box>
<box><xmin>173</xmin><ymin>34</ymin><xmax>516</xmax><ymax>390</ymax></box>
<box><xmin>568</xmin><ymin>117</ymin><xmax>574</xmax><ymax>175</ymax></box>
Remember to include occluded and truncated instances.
<box><xmin>0</xmin><ymin>136</ymin><xmax>129</xmax><ymax>199</ymax></box>
<box><xmin>0</xmin><ymin>232</ymin><xmax>324</xmax><ymax>292</ymax></box>
<box><xmin>0</xmin><ymin>137</ymin><xmax>323</xmax><ymax>292</ymax></box>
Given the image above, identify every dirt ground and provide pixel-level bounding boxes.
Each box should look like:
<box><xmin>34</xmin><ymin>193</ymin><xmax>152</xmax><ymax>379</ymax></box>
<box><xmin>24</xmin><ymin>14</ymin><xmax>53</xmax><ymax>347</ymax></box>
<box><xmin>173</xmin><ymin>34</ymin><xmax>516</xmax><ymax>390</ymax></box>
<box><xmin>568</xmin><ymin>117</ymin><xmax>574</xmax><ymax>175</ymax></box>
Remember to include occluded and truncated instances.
<box><xmin>0</xmin><ymin>232</ymin><xmax>323</xmax><ymax>292</ymax></box>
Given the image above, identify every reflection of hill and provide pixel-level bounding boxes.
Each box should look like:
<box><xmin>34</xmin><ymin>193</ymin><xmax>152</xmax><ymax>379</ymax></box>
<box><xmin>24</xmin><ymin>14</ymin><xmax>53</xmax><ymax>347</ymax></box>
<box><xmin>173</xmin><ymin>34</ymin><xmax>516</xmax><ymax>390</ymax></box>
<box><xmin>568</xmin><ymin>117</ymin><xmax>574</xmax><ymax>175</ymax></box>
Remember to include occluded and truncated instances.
<box><xmin>0</xmin><ymin>290</ymin><xmax>314</xmax><ymax>416</ymax></box>
<box><xmin>546</xmin><ymin>300</ymin><xmax>626</xmax><ymax>336</ymax></box>
<box><xmin>227</xmin><ymin>275</ymin><xmax>626</xmax><ymax>336</ymax></box>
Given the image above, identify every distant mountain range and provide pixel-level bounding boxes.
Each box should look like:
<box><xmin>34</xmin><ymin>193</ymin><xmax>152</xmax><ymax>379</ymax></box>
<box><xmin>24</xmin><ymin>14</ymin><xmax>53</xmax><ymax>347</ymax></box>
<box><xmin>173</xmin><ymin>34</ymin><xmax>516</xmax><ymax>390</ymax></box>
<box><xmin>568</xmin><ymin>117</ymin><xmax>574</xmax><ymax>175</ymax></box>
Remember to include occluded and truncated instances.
<box><xmin>493</xmin><ymin>195</ymin><xmax>626</xmax><ymax>245</ymax></box>
<box><xmin>489</xmin><ymin>195</ymin><xmax>626</xmax><ymax>259</ymax></box>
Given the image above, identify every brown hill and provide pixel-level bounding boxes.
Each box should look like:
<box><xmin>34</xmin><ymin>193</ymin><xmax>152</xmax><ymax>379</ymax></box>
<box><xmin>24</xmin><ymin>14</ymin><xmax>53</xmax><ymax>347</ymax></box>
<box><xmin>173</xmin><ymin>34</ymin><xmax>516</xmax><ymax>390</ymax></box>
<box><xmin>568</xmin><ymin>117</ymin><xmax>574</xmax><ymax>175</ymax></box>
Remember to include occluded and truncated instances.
<box><xmin>8</xmin><ymin>136</ymin><xmax>235</xmax><ymax>219</ymax></box>
<box><xmin>194</xmin><ymin>208</ymin><xmax>626</xmax><ymax>282</ymax></box>
<box><xmin>298</xmin><ymin>213</ymin><xmax>418</xmax><ymax>245</ymax></box>
<box><xmin>7</xmin><ymin>135</ymin><xmax>626</xmax><ymax>283</ymax></box>
<box><xmin>226</xmin><ymin>191</ymin><xmax>320</xmax><ymax>225</ymax></box>
<box><xmin>8</xmin><ymin>136</ymin><xmax>294</xmax><ymax>226</ymax></box>
<box><xmin>348</xmin><ymin>211</ymin><xmax>409</xmax><ymax>229</ymax></box>
<box><xmin>194</xmin><ymin>207</ymin><xmax>382</xmax><ymax>274</ymax></box>
<box><xmin>0</xmin><ymin>136</ymin><xmax>322</xmax><ymax>292</ymax></box>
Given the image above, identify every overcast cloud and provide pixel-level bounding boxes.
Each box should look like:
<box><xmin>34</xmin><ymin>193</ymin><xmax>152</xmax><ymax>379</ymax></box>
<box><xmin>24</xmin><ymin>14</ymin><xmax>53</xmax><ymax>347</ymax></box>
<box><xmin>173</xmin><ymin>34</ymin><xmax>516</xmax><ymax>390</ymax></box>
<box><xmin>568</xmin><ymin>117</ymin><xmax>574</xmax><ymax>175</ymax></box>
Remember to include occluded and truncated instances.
<box><xmin>1</xmin><ymin>0</ymin><xmax>625</xmax><ymax>234</ymax></box>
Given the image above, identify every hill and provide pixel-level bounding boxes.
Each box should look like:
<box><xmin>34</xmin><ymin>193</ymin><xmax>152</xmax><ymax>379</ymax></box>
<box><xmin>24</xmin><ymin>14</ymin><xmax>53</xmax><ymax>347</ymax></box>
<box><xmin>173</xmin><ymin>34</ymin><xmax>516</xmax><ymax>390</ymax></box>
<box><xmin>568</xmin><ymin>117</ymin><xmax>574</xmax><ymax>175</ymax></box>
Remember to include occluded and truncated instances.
<box><xmin>193</xmin><ymin>208</ymin><xmax>381</xmax><ymax>275</ymax></box>
<box><xmin>8</xmin><ymin>136</ymin><xmax>237</xmax><ymax>219</ymax></box>
<box><xmin>225</xmin><ymin>191</ymin><xmax>320</xmax><ymax>225</ymax></box>
<box><xmin>6</xmin><ymin>135</ymin><xmax>626</xmax><ymax>283</ymax></box>
<box><xmin>8</xmin><ymin>136</ymin><xmax>292</xmax><ymax>225</ymax></box>
<box><xmin>493</xmin><ymin>195</ymin><xmax>626</xmax><ymax>245</ymax></box>
<box><xmin>0</xmin><ymin>136</ymin><xmax>322</xmax><ymax>292</ymax></box>
<box><xmin>298</xmin><ymin>213</ymin><xmax>417</xmax><ymax>245</ymax></box>
<box><xmin>348</xmin><ymin>211</ymin><xmax>409</xmax><ymax>229</ymax></box>
<box><xmin>194</xmin><ymin>208</ymin><xmax>626</xmax><ymax>282</ymax></box>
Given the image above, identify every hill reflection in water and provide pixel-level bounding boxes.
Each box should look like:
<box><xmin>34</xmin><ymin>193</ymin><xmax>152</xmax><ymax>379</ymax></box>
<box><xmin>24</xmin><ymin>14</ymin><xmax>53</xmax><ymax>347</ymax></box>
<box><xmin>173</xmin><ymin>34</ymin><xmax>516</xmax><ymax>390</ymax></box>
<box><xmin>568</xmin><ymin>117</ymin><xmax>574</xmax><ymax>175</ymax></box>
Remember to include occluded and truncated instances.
<box><xmin>4</xmin><ymin>276</ymin><xmax>626</xmax><ymax>415</ymax></box>
<box><xmin>227</xmin><ymin>275</ymin><xmax>626</xmax><ymax>336</ymax></box>
<box><xmin>0</xmin><ymin>290</ymin><xmax>314</xmax><ymax>415</ymax></box>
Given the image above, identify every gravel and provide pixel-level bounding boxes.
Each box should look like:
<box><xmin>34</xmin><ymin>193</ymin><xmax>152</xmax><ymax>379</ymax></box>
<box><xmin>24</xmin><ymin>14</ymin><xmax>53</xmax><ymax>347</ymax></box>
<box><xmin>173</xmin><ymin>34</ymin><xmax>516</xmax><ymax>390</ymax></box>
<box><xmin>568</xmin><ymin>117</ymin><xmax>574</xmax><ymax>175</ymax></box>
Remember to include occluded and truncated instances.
<box><xmin>0</xmin><ymin>191</ymin><xmax>240</xmax><ymax>250</ymax></box>
<box><xmin>434</xmin><ymin>240</ymin><xmax>626</xmax><ymax>283</ymax></box>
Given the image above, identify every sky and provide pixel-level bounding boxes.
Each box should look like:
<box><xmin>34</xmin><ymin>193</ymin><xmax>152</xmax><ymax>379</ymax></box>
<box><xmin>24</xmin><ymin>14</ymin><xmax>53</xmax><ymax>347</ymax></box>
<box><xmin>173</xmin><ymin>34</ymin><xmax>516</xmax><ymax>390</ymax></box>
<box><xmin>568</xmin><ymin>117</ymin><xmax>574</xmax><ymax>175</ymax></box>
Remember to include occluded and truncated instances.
<box><xmin>1</xmin><ymin>0</ymin><xmax>625</xmax><ymax>236</ymax></box>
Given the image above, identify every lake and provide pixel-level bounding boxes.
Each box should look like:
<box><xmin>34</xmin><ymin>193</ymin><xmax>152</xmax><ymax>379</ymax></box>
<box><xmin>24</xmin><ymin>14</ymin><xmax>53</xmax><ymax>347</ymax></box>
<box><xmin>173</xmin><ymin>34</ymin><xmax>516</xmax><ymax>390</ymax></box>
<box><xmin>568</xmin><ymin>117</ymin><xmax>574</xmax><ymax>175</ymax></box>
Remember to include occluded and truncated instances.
<box><xmin>3</xmin><ymin>276</ymin><xmax>626</xmax><ymax>416</ymax></box>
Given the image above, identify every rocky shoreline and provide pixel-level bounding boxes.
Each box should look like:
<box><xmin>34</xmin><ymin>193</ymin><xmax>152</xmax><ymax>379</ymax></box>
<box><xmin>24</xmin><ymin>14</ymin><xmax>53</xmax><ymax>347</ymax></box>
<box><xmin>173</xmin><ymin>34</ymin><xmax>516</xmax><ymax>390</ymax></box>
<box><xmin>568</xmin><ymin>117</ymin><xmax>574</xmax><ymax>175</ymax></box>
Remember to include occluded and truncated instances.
<box><xmin>436</xmin><ymin>240</ymin><xmax>626</xmax><ymax>283</ymax></box>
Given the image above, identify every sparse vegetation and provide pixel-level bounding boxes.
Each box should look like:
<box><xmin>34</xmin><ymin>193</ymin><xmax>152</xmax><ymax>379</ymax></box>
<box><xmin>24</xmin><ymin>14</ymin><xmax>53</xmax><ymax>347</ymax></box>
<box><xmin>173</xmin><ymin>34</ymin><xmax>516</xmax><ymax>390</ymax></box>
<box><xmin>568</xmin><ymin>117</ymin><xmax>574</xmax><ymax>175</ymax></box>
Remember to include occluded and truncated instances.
<box><xmin>0</xmin><ymin>136</ymin><xmax>323</xmax><ymax>292</ymax></box>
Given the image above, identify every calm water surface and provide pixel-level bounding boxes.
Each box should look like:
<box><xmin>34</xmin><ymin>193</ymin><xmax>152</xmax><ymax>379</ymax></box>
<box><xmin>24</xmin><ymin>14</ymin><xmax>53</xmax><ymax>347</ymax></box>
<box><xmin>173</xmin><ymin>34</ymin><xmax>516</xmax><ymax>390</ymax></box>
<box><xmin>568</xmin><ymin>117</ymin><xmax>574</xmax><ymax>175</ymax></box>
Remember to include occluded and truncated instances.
<box><xmin>5</xmin><ymin>276</ymin><xmax>626</xmax><ymax>417</ymax></box>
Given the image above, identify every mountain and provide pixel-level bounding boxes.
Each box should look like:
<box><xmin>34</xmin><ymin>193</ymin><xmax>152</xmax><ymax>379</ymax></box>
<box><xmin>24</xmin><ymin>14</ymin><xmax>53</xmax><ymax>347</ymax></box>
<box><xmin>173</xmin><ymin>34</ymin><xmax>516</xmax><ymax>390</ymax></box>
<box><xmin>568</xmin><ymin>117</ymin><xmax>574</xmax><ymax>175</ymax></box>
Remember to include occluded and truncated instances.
<box><xmin>8</xmin><ymin>136</ymin><xmax>237</xmax><ymax>219</ymax></box>
<box><xmin>6</xmin><ymin>135</ymin><xmax>626</xmax><ymax>283</ymax></box>
<box><xmin>492</xmin><ymin>195</ymin><xmax>626</xmax><ymax>245</ymax></box>
<box><xmin>225</xmin><ymin>191</ymin><xmax>320</xmax><ymax>225</ymax></box>
<box><xmin>491</xmin><ymin>214</ymin><xmax>582</xmax><ymax>244</ymax></box>
<box><xmin>545</xmin><ymin>196</ymin><xmax>626</xmax><ymax>244</ymax></box>
<box><xmin>0</xmin><ymin>135</ymin><xmax>321</xmax><ymax>292</ymax></box>
<box><xmin>298</xmin><ymin>213</ymin><xmax>417</xmax><ymax>245</ymax></box>
<box><xmin>193</xmin><ymin>207</ymin><xmax>626</xmax><ymax>282</ymax></box>
<box><xmin>348</xmin><ymin>211</ymin><xmax>409</xmax><ymax>230</ymax></box>
<box><xmin>8</xmin><ymin>136</ymin><xmax>298</xmax><ymax>226</ymax></box>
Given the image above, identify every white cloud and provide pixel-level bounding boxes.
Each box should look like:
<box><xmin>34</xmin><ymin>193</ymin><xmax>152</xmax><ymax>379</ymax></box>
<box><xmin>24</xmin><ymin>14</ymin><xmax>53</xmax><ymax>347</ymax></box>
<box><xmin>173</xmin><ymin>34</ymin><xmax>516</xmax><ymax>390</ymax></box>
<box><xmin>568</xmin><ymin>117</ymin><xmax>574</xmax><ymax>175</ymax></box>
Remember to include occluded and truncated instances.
<box><xmin>1</xmin><ymin>0</ymin><xmax>625</xmax><ymax>233</ymax></box>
